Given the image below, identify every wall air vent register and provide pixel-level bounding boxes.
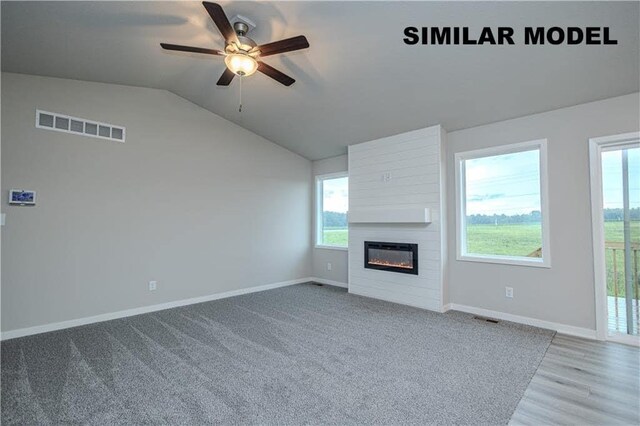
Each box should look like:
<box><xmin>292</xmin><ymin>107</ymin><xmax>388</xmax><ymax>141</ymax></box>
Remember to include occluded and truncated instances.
<box><xmin>36</xmin><ymin>110</ymin><xmax>125</xmax><ymax>143</ymax></box>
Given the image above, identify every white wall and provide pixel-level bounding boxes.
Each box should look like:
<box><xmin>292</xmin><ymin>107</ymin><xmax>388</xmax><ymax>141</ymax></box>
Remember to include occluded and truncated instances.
<box><xmin>446</xmin><ymin>93</ymin><xmax>640</xmax><ymax>331</ymax></box>
<box><xmin>348</xmin><ymin>126</ymin><xmax>446</xmax><ymax>311</ymax></box>
<box><xmin>311</xmin><ymin>155</ymin><xmax>348</xmax><ymax>285</ymax></box>
<box><xmin>1</xmin><ymin>73</ymin><xmax>312</xmax><ymax>333</ymax></box>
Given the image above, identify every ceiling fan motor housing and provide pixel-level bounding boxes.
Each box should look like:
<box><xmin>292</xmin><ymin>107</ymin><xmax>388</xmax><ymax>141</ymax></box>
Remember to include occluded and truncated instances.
<box><xmin>234</xmin><ymin>21</ymin><xmax>250</xmax><ymax>36</ymax></box>
<box><xmin>231</xmin><ymin>14</ymin><xmax>257</xmax><ymax>34</ymax></box>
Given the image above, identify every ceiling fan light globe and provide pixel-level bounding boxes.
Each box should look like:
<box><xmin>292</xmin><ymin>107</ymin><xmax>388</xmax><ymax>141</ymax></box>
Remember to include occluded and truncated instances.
<box><xmin>224</xmin><ymin>53</ymin><xmax>258</xmax><ymax>77</ymax></box>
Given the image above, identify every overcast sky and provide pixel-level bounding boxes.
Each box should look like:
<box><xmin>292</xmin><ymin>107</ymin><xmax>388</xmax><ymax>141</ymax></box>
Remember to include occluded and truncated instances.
<box><xmin>602</xmin><ymin>147</ymin><xmax>640</xmax><ymax>210</ymax></box>
<box><xmin>322</xmin><ymin>176</ymin><xmax>348</xmax><ymax>213</ymax></box>
<box><xmin>465</xmin><ymin>149</ymin><xmax>541</xmax><ymax>216</ymax></box>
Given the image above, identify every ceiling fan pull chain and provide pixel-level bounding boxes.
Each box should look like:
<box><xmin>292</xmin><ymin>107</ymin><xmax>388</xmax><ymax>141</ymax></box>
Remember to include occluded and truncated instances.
<box><xmin>239</xmin><ymin>75</ymin><xmax>243</xmax><ymax>114</ymax></box>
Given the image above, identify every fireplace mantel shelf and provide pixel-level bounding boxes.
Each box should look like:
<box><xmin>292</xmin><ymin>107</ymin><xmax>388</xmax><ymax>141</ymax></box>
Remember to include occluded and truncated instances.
<box><xmin>348</xmin><ymin>207</ymin><xmax>431</xmax><ymax>224</ymax></box>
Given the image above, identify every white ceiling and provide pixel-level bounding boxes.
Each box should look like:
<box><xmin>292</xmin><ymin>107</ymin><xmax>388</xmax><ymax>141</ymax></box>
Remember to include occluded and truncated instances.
<box><xmin>2</xmin><ymin>1</ymin><xmax>638</xmax><ymax>160</ymax></box>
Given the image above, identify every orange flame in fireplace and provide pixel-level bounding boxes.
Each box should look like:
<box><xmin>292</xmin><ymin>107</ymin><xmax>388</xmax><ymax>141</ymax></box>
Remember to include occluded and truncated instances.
<box><xmin>368</xmin><ymin>259</ymin><xmax>413</xmax><ymax>269</ymax></box>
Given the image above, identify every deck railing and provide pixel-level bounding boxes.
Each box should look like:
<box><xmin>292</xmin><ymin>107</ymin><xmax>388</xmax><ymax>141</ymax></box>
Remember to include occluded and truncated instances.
<box><xmin>527</xmin><ymin>243</ymin><xmax>639</xmax><ymax>301</ymax></box>
<box><xmin>525</xmin><ymin>242</ymin><xmax>640</xmax><ymax>332</ymax></box>
<box><xmin>606</xmin><ymin>241</ymin><xmax>640</xmax><ymax>302</ymax></box>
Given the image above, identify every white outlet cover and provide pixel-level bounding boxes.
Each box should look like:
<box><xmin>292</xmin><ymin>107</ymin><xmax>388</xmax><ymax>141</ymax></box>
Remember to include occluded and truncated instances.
<box><xmin>327</xmin><ymin>262</ymin><xmax>332</xmax><ymax>271</ymax></box>
<box><xmin>149</xmin><ymin>281</ymin><xmax>157</xmax><ymax>291</ymax></box>
<box><xmin>505</xmin><ymin>287</ymin><xmax>513</xmax><ymax>298</ymax></box>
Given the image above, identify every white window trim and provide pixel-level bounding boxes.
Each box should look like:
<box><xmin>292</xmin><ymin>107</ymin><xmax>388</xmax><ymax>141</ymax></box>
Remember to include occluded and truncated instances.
<box><xmin>315</xmin><ymin>171</ymin><xmax>348</xmax><ymax>250</ymax></box>
<box><xmin>589</xmin><ymin>132</ymin><xmax>640</xmax><ymax>342</ymax></box>
<box><xmin>315</xmin><ymin>245</ymin><xmax>349</xmax><ymax>252</ymax></box>
<box><xmin>455</xmin><ymin>139</ymin><xmax>551</xmax><ymax>268</ymax></box>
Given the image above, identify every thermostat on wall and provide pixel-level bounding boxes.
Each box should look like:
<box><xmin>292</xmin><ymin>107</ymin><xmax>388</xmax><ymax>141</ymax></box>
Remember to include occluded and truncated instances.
<box><xmin>9</xmin><ymin>189</ymin><xmax>36</xmax><ymax>205</ymax></box>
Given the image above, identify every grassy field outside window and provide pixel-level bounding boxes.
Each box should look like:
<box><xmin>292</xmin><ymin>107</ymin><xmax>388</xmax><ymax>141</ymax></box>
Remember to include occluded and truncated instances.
<box><xmin>316</xmin><ymin>173</ymin><xmax>348</xmax><ymax>248</ymax></box>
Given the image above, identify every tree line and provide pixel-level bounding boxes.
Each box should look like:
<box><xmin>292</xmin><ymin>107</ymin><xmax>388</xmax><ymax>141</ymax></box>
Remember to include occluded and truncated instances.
<box><xmin>467</xmin><ymin>208</ymin><xmax>639</xmax><ymax>225</ymax></box>
<box><xmin>466</xmin><ymin>211</ymin><xmax>542</xmax><ymax>225</ymax></box>
<box><xmin>603</xmin><ymin>207</ymin><xmax>640</xmax><ymax>221</ymax></box>
<box><xmin>324</xmin><ymin>208</ymin><xmax>639</xmax><ymax>228</ymax></box>
<box><xmin>323</xmin><ymin>211</ymin><xmax>347</xmax><ymax>228</ymax></box>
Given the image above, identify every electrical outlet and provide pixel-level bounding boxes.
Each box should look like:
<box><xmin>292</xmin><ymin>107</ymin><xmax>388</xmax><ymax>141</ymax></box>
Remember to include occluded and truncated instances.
<box><xmin>149</xmin><ymin>281</ymin><xmax>157</xmax><ymax>291</ymax></box>
<box><xmin>505</xmin><ymin>287</ymin><xmax>513</xmax><ymax>298</ymax></box>
<box><xmin>327</xmin><ymin>262</ymin><xmax>332</xmax><ymax>271</ymax></box>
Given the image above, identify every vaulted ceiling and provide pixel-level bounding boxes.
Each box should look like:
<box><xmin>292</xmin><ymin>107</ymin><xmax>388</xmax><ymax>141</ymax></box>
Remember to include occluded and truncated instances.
<box><xmin>2</xmin><ymin>1</ymin><xmax>638</xmax><ymax>160</ymax></box>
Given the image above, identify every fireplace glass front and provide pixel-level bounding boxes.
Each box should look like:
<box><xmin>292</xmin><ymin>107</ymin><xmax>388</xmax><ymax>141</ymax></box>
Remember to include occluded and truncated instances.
<box><xmin>364</xmin><ymin>241</ymin><xmax>418</xmax><ymax>275</ymax></box>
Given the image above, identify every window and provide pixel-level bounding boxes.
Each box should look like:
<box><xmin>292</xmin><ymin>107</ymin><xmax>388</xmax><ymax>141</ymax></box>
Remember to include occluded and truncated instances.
<box><xmin>316</xmin><ymin>173</ymin><xmax>348</xmax><ymax>249</ymax></box>
<box><xmin>455</xmin><ymin>139</ymin><xmax>550</xmax><ymax>267</ymax></box>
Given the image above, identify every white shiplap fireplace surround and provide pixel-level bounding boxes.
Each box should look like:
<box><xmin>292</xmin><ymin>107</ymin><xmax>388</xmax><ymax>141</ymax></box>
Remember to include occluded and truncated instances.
<box><xmin>348</xmin><ymin>125</ymin><xmax>447</xmax><ymax>312</ymax></box>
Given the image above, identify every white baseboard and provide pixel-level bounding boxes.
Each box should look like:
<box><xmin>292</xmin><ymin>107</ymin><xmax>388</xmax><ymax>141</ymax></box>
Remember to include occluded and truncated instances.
<box><xmin>309</xmin><ymin>277</ymin><xmax>348</xmax><ymax>288</ymax></box>
<box><xmin>607</xmin><ymin>333</ymin><xmax>640</xmax><ymax>347</ymax></box>
<box><xmin>446</xmin><ymin>303</ymin><xmax>597</xmax><ymax>340</ymax></box>
<box><xmin>2</xmin><ymin>280</ymin><xmax>599</xmax><ymax>342</ymax></box>
<box><xmin>1</xmin><ymin>277</ymin><xmax>312</xmax><ymax>341</ymax></box>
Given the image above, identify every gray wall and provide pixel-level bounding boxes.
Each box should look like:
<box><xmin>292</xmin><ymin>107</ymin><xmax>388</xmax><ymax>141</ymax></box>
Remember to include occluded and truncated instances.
<box><xmin>311</xmin><ymin>155</ymin><xmax>348</xmax><ymax>284</ymax></box>
<box><xmin>1</xmin><ymin>73</ymin><xmax>312</xmax><ymax>332</ymax></box>
<box><xmin>446</xmin><ymin>93</ymin><xmax>640</xmax><ymax>330</ymax></box>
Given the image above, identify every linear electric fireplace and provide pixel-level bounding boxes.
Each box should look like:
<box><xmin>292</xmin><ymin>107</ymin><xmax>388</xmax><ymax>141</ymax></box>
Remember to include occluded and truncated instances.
<box><xmin>364</xmin><ymin>241</ymin><xmax>418</xmax><ymax>275</ymax></box>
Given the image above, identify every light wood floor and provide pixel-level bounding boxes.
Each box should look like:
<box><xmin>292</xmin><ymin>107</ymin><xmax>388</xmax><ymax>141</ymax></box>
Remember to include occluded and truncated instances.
<box><xmin>510</xmin><ymin>334</ymin><xmax>640</xmax><ymax>425</ymax></box>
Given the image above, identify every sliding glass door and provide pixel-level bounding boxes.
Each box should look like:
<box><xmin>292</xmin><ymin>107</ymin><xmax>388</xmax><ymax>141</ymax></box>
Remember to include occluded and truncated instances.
<box><xmin>601</xmin><ymin>144</ymin><xmax>639</xmax><ymax>337</ymax></box>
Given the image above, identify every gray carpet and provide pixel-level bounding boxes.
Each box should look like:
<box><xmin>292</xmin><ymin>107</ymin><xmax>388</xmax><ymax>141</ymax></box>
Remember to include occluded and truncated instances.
<box><xmin>1</xmin><ymin>283</ymin><xmax>554</xmax><ymax>425</ymax></box>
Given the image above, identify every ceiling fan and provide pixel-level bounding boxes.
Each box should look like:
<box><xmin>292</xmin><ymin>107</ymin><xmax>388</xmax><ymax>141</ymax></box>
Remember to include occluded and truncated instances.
<box><xmin>161</xmin><ymin>1</ymin><xmax>309</xmax><ymax>87</ymax></box>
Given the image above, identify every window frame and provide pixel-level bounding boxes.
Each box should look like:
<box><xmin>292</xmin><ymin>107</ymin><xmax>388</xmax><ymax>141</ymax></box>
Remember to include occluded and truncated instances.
<box><xmin>455</xmin><ymin>139</ymin><xmax>551</xmax><ymax>268</ymax></box>
<box><xmin>315</xmin><ymin>171</ymin><xmax>349</xmax><ymax>251</ymax></box>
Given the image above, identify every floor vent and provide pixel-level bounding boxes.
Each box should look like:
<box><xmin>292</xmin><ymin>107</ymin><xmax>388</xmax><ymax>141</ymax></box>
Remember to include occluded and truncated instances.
<box><xmin>36</xmin><ymin>109</ymin><xmax>125</xmax><ymax>143</ymax></box>
<box><xmin>474</xmin><ymin>316</ymin><xmax>500</xmax><ymax>324</ymax></box>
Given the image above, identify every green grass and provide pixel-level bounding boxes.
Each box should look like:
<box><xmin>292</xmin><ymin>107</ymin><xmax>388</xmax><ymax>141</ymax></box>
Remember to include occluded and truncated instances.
<box><xmin>324</xmin><ymin>221</ymin><xmax>639</xmax><ymax>299</ymax></box>
<box><xmin>604</xmin><ymin>221</ymin><xmax>640</xmax><ymax>243</ymax></box>
<box><xmin>466</xmin><ymin>223</ymin><xmax>542</xmax><ymax>257</ymax></box>
<box><xmin>322</xmin><ymin>228</ymin><xmax>348</xmax><ymax>246</ymax></box>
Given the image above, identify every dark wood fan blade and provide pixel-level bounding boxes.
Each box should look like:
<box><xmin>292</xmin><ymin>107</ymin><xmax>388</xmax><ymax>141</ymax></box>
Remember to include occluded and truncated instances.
<box><xmin>217</xmin><ymin>68</ymin><xmax>235</xmax><ymax>86</ymax></box>
<box><xmin>160</xmin><ymin>43</ymin><xmax>224</xmax><ymax>56</ymax></box>
<box><xmin>257</xmin><ymin>35</ymin><xmax>309</xmax><ymax>57</ymax></box>
<box><xmin>202</xmin><ymin>2</ymin><xmax>238</xmax><ymax>45</ymax></box>
<box><xmin>257</xmin><ymin>62</ymin><xmax>295</xmax><ymax>86</ymax></box>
